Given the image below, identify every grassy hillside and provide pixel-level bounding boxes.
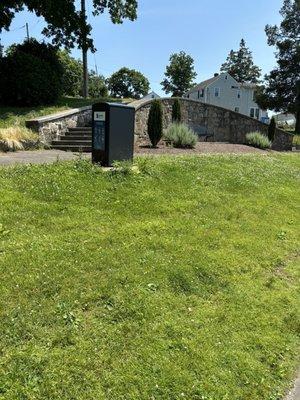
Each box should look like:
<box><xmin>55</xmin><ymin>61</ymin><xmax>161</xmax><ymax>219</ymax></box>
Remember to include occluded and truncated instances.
<box><xmin>0</xmin><ymin>97</ymin><xmax>132</xmax><ymax>129</ymax></box>
<box><xmin>0</xmin><ymin>154</ymin><xmax>299</xmax><ymax>400</ymax></box>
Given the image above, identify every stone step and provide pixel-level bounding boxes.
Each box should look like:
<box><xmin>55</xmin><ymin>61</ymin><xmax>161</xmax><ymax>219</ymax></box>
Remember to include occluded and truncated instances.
<box><xmin>65</xmin><ymin>131</ymin><xmax>92</xmax><ymax>137</ymax></box>
<box><xmin>59</xmin><ymin>135</ymin><xmax>92</xmax><ymax>141</ymax></box>
<box><xmin>50</xmin><ymin>126</ymin><xmax>92</xmax><ymax>152</ymax></box>
<box><xmin>52</xmin><ymin>139</ymin><xmax>91</xmax><ymax>146</ymax></box>
<box><xmin>51</xmin><ymin>143</ymin><xmax>92</xmax><ymax>152</ymax></box>
<box><xmin>68</xmin><ymin>127</ymin><xmax>92</xmax><ymax>132</ymax></box>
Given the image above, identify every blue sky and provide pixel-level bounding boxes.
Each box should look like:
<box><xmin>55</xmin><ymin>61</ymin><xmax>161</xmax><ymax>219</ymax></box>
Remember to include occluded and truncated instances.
<box><xmin>1</xmin><ymin>0</ymin><xmax>283</xmax><ymax>96</ymax></box>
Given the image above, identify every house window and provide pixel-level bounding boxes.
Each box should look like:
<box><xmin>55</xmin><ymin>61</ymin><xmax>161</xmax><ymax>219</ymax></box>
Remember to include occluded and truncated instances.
<box><xmin>235</xmin><ymin>107</ymin><xmax>240</xmax><ymax>113</ymax></box>
<box><xmin>198</xmin><ymin>89</ymin><xmax>204</xmax><ymax>98</ymax></box>
<box><xmin>255</xmin><ymin>108</ymin><xmax>260</xmax><ymax>120</ymax></box>
<box><xmin>250</xmin><ymin>108</ymin><xmax>255</xmax><ymax>118</ymax></box>
<box><xmin>214</xmin><ymin>88</ymin><xmax>220</xmax><ymax>97</ymax></box>
<box><xmin>237</xmin><ymin>90</ymin><xmax>241</xmax><ymax>99</ymax></box>
<box><xmin>225</xmin><ymin>75</ymin><xmax>228</xmax><ymax>80</ymax></box>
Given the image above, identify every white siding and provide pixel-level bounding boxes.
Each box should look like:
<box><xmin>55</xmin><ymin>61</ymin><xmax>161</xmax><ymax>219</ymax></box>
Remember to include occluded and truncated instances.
<box><xmin>187</xmin><ymin>73</ymin><xmax>268</xmax><ymax>121</ymax></box>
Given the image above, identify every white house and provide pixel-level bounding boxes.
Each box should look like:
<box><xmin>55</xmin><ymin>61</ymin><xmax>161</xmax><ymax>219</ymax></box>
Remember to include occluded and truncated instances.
<box><xmin>142</xmin><ymin>91</ymin><xmax>161</xmax><ymax>101</ymax></box>
<box><xmin>274</xmin><ymin>113</ymin><xmax>296</xmax><ymax>127</ymax></box>
<box><xmin>184</xmin><ymin>72</ymin><xmax>268</xmax><ymax>122</ymax></box>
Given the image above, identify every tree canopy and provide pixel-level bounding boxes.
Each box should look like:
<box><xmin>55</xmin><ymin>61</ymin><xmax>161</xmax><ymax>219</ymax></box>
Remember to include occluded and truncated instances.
<box><xmin>161</xmin><ymin>51</ymin><xmax>197</xmax><ymax>97</ymax></box>
<box><xmin>0</xmin><ymin>39</ymin><xmax>63</xmax><ymax>106</ymax></box>
<box><xmin>0</xmin><ymin>0</ymin><xmax>138</xmax><ymax>51</ymax></box>
<box><xmin>256</xmin><ymin>0</ymin><xmax>300</xmax><ymax>119</ymax></box>
<box><xmin>107</xmin><ymin>67</ymin><xmax>149</xmax><ymax>99</ymax></box>
<box><xmin>220</xmin><ymin>39</ymin><xmax>261</xmax><ymax>83</ymax></box>
<box><xmin>58</xmin><ymin>50</ymin><xmax>108</xmax><ymax>97</ymax></box>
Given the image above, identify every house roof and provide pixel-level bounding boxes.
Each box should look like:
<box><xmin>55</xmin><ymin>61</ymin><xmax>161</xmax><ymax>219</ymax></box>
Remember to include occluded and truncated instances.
<box><xmin>142</xmin><ymin>91</ymin><xmax>160</xmax><ymax>99</ymax></box>
<box><xmin>186</xmin><ymin>75</ymin><xmax>220</xmax><ymax>94</ymax></box>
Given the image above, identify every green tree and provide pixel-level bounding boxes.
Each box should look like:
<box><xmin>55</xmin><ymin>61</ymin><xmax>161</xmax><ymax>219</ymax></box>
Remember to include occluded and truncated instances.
<box><xmin>107</xmin><ymin>67</ymin><xmax>150</xmax><ymax>99</ymax></box>
<box><xmin>0</xmin><ymin>1</ymin><xmax>137</xmax><ymax>51</ymax></box>
<box><xmin>58</xmin><ymin>50</ymin><xmax>82</xmax><ymax>96</ymax></box>
<box><xmin>0</xmin><ymin>39</ymin><xmax>62</xmax><ymax>106</ymax></box>
<box><xmin>161</xmin><ymin>51</ymin><xmax>197</xmax><ymax>97</ymax></box>
<box><xmin>172</xmin><ymin>99</ymin><xmax>182</xmax><ymax>123</ymax></box>
<box><xmin>256</xmin><ymin>0</ymin><xmax>300</xmax><ymax>132</ymax></box>
<box><xmin>88</xmin><ymin>71</ymin><xmax>108</xmax><ymax>98</ymax></box>
<box><xmin>147</xmin><ymin>99</ymin><xmax>163</xmax><ymax>147</ymax></box>
<box><xmin>220</xmin><ymin>39</ymin><xmax>261</xmax><ymax>83</ymax></box>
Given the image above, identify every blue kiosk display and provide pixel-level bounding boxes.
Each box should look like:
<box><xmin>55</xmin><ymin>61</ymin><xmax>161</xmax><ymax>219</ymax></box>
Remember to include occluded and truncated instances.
<box><xmin>92</xmin><ymin>102</ymin><xmax>135</xmax><ymax>167</ymax></box>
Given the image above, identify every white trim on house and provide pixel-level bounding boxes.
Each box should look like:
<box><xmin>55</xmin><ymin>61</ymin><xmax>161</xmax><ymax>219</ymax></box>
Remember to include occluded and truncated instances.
<box><xmin>184</xmin><ymin>72</ymin><xmax>268</xmax><ymax>122</ymax></box>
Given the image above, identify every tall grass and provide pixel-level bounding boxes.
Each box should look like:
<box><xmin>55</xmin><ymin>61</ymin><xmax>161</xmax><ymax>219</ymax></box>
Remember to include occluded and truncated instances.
<box><xmin>293</xmin><ymin>135</ymin><xmax>300</xmax><ymax>146</ymax></box>
<box><xmin>0</xmin><ymin>126</ymin><xmax>39</xmax><ymax>152</ymax></box>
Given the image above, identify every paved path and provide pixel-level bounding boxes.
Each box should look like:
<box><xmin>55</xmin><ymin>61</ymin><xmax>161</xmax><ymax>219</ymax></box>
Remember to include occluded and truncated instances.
<box><xmin>0</xmin><ymin>144</ymin><xmax>269</xmax><ymax>166</ymax></box>
<box><xmin>0</xmin><ymin>150</ymin><xmax>89</xmax><ymax>166</ymax></box>
<box><xmin>284</xmin><ymin>373</ymin><xmax>300</xmax><ymax>400</ymax></box>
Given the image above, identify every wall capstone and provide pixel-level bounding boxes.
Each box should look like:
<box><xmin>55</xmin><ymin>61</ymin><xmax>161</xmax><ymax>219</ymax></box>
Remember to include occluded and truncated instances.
<box><xmin>26</xmin><ymin>106</ymin><xmax>92</xmax><ymax>145</ymax></box>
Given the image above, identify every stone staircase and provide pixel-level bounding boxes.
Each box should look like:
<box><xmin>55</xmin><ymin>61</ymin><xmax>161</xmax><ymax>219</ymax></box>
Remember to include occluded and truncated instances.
<box><xmin>51</xmin><ymin>127</ymin><xmax>92</xmax><ymax>152</ymax></box>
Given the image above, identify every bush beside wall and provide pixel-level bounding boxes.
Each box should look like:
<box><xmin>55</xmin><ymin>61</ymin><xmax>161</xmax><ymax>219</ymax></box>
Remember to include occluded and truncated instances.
<box><xmin>147</xmin><ymin>100</ymin><xmax>163</xmax><ymax>147</ymax></box>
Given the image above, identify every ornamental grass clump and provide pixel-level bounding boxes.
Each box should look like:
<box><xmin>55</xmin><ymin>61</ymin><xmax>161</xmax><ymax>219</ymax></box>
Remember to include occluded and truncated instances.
<box><xmin>245</xmin><ymin>131</ymin><xmax>271</xmax><ymax>149</ymax></box>
<box><xmin>164</xmin><ymin>123</ymin><xmax>198</xmax><ymax>148</ymax></box>
<box><xmin>0</xmin><ymin>126</ymin><xmax>39</xmax><ymax>152</ymax></box>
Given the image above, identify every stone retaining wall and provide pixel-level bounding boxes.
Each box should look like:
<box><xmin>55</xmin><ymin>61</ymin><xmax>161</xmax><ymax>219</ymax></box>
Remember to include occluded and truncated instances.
<box><xmin>26</xmin><ymin>106</ymin><xmax>92</xmax><ymax>145</ymax></box>
<box><xmin>133</xmin><ymin>98</ymin><xmax>293</xmax><ymax>151</ymax></box>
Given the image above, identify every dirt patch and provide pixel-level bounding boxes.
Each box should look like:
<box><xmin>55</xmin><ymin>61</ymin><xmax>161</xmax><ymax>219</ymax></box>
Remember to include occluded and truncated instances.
<box><xmin>134</xmin><ymin>141</ymin><xmax>268</xmax><ymax>155</ymax></box>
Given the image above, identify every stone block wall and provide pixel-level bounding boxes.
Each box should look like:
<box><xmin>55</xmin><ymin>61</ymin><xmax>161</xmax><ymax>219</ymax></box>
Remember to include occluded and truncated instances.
<box><xmin>133</xmin><ymin>98</ymin><xmax>293</xmax><ymax>151</ymax></box>
<box><xmin>26</xmin><ymin>106</ymin><xmax>92</xmax><ymax>145</ymax></box>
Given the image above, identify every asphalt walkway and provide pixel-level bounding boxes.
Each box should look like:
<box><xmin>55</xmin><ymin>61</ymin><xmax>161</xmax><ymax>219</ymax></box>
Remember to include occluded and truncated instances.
<box><xmin>0</xmin><ymin>150</ymin><xmax>89</xmax><ymax>166</ymax></box>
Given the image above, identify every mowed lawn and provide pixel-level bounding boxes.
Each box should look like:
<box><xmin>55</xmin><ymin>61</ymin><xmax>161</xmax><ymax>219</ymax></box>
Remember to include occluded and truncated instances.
<box><xmin>0</xmin><ymin>154</ymin><xmax>299</xmax><ymax>400</ymax></box>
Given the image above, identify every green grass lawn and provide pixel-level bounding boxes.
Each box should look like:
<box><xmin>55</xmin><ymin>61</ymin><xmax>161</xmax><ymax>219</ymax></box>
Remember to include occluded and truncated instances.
<box><xmin>0</xmin><ymin>97</ymin><xmax>131</xmax><ymax>129</ymax></box>
<box><xmin>0</xmin><ymin>154</ymin><xmax>299</xmax><ymax>400</ymax></box>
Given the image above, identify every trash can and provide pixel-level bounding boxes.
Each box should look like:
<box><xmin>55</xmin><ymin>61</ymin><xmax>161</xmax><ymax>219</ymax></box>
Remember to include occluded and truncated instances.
<box><xmin>92</xmin><ymin>102</ymin><xmax>135</xmax><ymax>166</ymax></box>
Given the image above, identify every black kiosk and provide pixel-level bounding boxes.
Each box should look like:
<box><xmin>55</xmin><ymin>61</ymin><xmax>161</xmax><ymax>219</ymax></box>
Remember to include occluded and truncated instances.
<box><xmin>92</xmin><ymin>102</ymin><xmax>135</xmax><ymax>166</ymax></box>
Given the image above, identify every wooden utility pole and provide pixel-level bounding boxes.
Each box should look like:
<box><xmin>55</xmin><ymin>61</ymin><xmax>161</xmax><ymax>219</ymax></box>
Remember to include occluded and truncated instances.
<box><xmin>81</xmin><ymin>0</ymin><xmax>89</xmax><ymax>98</ymax></box>
<box><xmin>0</xmin><ymin>39</ymin><xmax>4</xmax><ymax>58</ymax></box>
<box><xmin>26</xmin><ymin>23</ymin><xmax>30</xmax><ymax>40</ymax></box>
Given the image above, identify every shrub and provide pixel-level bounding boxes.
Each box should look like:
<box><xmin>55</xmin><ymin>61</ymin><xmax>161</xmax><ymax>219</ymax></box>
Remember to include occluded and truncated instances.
<box><xmin>0</xmin><ymin>126</ymin><xmax>39</xmax><ymax>152</ymax></box>
<box><xmin>245</xmin><ymin>132</ymin><xmax>271</xmax><ymax>149</ymax></box>
<box><xmin>293</xmin><ymin>135</ymin><xmax>300</xmax><ymax>146</ymax></box>
<box><xmin>0</xmin><ymin>39</ymin><xmax>63</xmax><ymax>106</ymax></box>
<box><xmin>164</xmin><ymin>123</ymin><xmax>197</xmax><ymax>148</ymax></box>
<box><xmin>268</xmin><ymin>116</ymin><xmax>276</xmax><ymax>141</ymax></box>
<box><xmin>147</xmin><ymin>100</ymin><xmax>163</xmax><ymax>147</ymax></box>
<box><xmin>172</xmin><ymin>99</ymin><xmax>182</xmax><ymax>123</ymax></box>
